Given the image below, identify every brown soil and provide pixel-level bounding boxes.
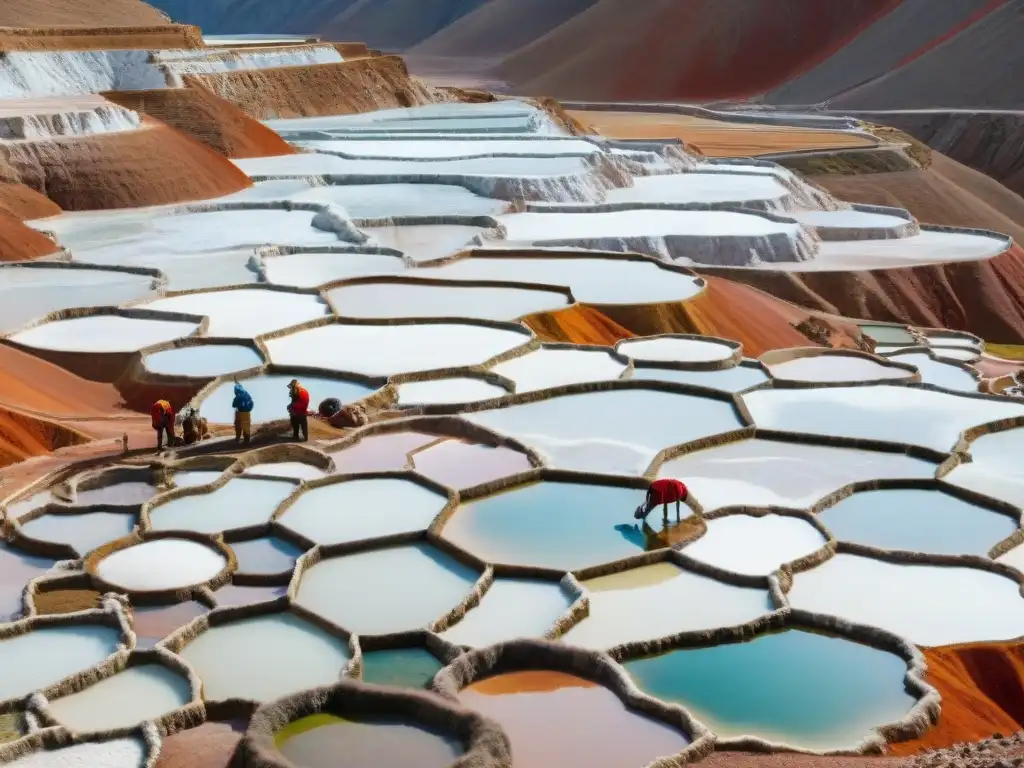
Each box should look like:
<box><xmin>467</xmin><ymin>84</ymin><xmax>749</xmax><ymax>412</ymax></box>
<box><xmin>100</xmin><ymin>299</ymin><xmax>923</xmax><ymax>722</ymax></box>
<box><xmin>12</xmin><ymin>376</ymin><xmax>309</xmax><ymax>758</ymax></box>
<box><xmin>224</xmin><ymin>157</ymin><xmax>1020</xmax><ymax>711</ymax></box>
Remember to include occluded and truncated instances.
<box><xmin>0</xmin><ymin>118</ymin><xmax>252</xmax><ymax>210</ymax></box>
<box><xmin>182</xmin><ymin>56</ymin><xmax>450</xmax><ymax>120</ymax></box>
<box><xmin>31</xmin><ymin>588</ymin><xmax>102</xmax><ymax>615</ymax></box>
<box><xmin>523</xmin><ymin>304</ymin><xmax>636</xmax><ymax>345</ymax></box>
<box><xmin>0</xmin><ymin>25</ymin><xmax>202</xmax><ymax>51</ymax></box>
<box><xmin>0</xmin><ymin>183</ymin><xmax>61</xmax><ymax>220</ymax></box>
<box><xmin>0</xmin><ymin>209</ymin><xmax>60</xmax><ymax>261</ymax></box>
<box><xmin>0</xmin><ymin>406</ymin><xmax>92</xmax><ymax>467</ymax></box>
<box><xmin>700</xmin><ymin>754</ymin><xmax>901</xmax><ymax>768</ymax></box>
<box><xmin>104</xmin><ymin>85</ymin><xmax>296</xmax><ymax>159</ymax></box>
<box><xmin>155</xmin><ymin>721</ymin><xmax>243</xmax><ymax>768</ymax></box>
<box><xmin>0</xmin><ymin>0</ymin><xmax>172</xmax><ymax>27</ymax></box>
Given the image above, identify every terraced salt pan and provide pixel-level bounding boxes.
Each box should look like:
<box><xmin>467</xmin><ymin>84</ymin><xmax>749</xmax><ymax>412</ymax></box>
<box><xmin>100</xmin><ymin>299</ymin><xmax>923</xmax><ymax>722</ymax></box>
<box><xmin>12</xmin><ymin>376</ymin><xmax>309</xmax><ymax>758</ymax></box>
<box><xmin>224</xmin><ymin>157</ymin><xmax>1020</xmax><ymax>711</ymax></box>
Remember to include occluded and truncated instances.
<box><xmin>930</xmin><ymin>346</ymin><xmax>980</xmax><ymax>362</ymax></box>
<box><xmin>327</xmin><ymin>281</ymin><xmax>568</xmax><ymax>321</ymax></box>
<box><xmin>0</xmin><ymin>543</ymin><xmax>52</xmax><ymax>621</ymax></box>
<box><xmin>361</xmin><ymin>648</ymin><xmax>443</xmax><ymax>689</ymax></box>
<box><xmin>440</xmin><ymin>578</ymin><xmax>571</xmax><ymax>648</ymax></box>
<box><xmin>141</xmin><ymin>289</ymin><xmax>329</xmax><ymax>338</ymax></box>
<box><xmin>682</xmin><ymin>515</ymin><xmax>827</xmax><ymax>576</ymax></box>
<box><xmin>0</xmin><ymin>625</ymin><xmax>122</xmax><ymax>702</ymax></box>
<box><xmin>178</xmin><ymin>613</ymin><xmax>350</xmax><ymax>702</ymax></box>
<box><xmin>743</xmin><ymin>385</ymin><xmax>1024</xmax><ymax>453</ymax></box>
<box><xmin>788</xmin><ymin>209</ymin><xmax>911</xmax><ymax>231</ymax></box>
<box><xmin>8</xmin><ymin>315</ymin><xmax>197</xmax><ymax>353</ymax></box>
<box><xmin>0</xmin><ymin>98</ymin><xmax>140</xmax><ymax>140</ymax></box>
<box><xmin>946</xmin><ymin>428</ymin><xmax>1024</xmax><ymax>508</ymax></box>
<box><xmin>231</xmin><ymin>537</ymin><xmax>303</xmax><ymax>575</ymax></box>
<box><xmin>75</xmin><ymin>480</ymin><xmax>156</xmax><ymax>507</ymax></box>
<box><xmin>201</xmin><ymin>375</ymin><xmax>374</xmax><ymax>424</ymax></box>
<box><xmin>296</xmin><ymin>138</ymin><xmax>602</xmax><ymax>159</ymax></box>
<box><xmin>261</xmin><ymin>249</ymin><xmax>406</xmax><ymax>289</ymax></box>
<box><xmin>411</xmin><ymin>440</ymin><xmax>534</xmax><ymax>489</ymax></box>
<box><xmin>599</xmin><ymin>172</ymin><xmax>790</xmax><ymax>208</ymax></box>
<box><xmin>96</xmin><ymin>538</ymin><xmax>225</xmax><ymax>591</ymax></box>
<box><xmin>0</xmin><ymin>51</ymin><xmax>166</xmax><ymax>99</ymax></box>
<box><xmin>303</xmin><ymin>156</ymin><xmax>598</xmax><ymax>177</ymax></box>
<box><xmin>888</xmin><ymin>352</ymin><xmax>978</xmax><ymax>392</ymax></box>
<box><xmin>19</xmin><ymin>511</ymin><xmax>135</xmax><ymax>557</ymax></box>
<box><xmin>132</xmin><ymin>602</ymin><xmax>207</xmax><ymax>649</ymax></box>
<box><xmin>265</xmin><ymin>322</ymin><xmax>530</xmax><ymax>377</ymax></box>
<box><xmin>214</xmin><ymin>584</ymin><xmax>287</xmax><ymax>608</ymax></box>
<box><xmin>630</xmin><ymin>364</ymin><xmax>770</xmax><ymax>392</ymax></box>
<box><xmin>294</xmin><ymin>543</ymin><xmax>479</xmax><ymax>635</ymax></box>
<box><xmin>142</xmin><ymin>344</ymin><xmax>263</xmax><ymax>378</ymax></box>
<box><xmin>618</xmin><ymin>337</ymin><xmax>735</xmax><ymax>364</ymax></box>
<box><xmin>465</xmin><ymin>388</ymin><xmax>744</xmax><ymax>475</ymax></box>
<box><xmin>924</xmin><ymin>333</ymin><xmax>980</xmax><ymax>350</ymax></box>
<box><xmin>243</xmin><ymin>462</ymin><xmax>327</xmax><ymax>480</ymax></box>
<box><xmin>766</xmin><ymin>354</ymin><xmax>913</xmax><ymax>383</ymax></box>
<box><xmin>144</xmin><ymin>249</ymin><xmax>261</xmax><ymax>292</ymax></box>
<box><xmin>328</xmin><ymin>432</ymin><xmax>439</xmax><ymax>474</ymax></box>
<box><xmin>312</xmin><ymin>115</ymin><xmax>548</xmax><ymax>135</ymax></box>
<box><xmin>561</xmin><ymin>562</ymin><xmax>771</xmax><ymax>651</ymax></box>
<box><xmin>859</xmin><ymin>324</ymin><xmax>915</xmax><ymax>345</ymax></box>
<box><xmin>363</xmin><ymin>224</ymin><xmax>485</xmax><ymax>263</ymax></box>
<box><xmin>788</xmin><ymin>553</ymin><xmax>1024</xmax><ymax>646</ymax></box>
<box><xmin>657</xmin><ymin>438</ymin><xmax>936</xmax><ymax>514</ymax></box>
<box><xmin>171</xmin><ymin>470</ymin><xmax>224</xmax><ymax>488</ymax></box>
<box><xmin>157</xmin><ymin>46</ymin><xmax>342</xmax><ymax>81</ymax></box>
<box><xmin>46</xmin><ymin>664</ymin><xmax>192</xmax><ymax>733</ymax></box>
<box><xmin>396</xmin><ymin>378</ymin><xmax>507</xmax><ymax>406</ymax></box>
<box><xmin>4</xmin><ymin>738</ymin><xmax>147</xmax><ymax>768</ymax></box>
<box><xmin>278</xmin><ymin>478</ymin><xmax>446</xmax><ymax>546</ymax></box>
<box><xmin>148</xmin><ymin>478</ymin><xmax>296</xmax><ymax>535</ymax></box>
<box><xmin>266</xmin><ymin>101</ymin><xmax>542</xmax><ymax>132</ymax></box>
<box><xmin>0</xmin><ymin>266</ymin><xmax>157</xmax><ymax>334</ymax></box>
<box><xmin>818</xmin><ymin>488</ymin><xmax>1016</xmax><ymax>556</ymax></box>
<box><xmin>492</xmin><ymin>348</ymin><xmax>626</xmax><ymax>393</ymax></box>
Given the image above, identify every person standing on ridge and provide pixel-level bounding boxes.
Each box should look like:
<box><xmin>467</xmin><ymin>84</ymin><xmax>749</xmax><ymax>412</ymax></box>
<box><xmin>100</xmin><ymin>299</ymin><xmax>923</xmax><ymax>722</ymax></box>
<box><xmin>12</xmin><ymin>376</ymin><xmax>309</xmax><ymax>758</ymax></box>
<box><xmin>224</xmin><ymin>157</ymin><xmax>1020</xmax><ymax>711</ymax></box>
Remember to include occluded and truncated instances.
<box><xmin>287</xmin><ymin>379</ymin><xmax>310</xmax><ymax>442</ymax></box>
<box><xmin>635</xmin><ymin>478</ymin><xmax>689</xmax><ymax>523</ymax></box>
<box><xmin>151</xmin><ymin>399</ymin><xmax>175</xmax><ymax>451</ymax></box>
<box><xmin>231</xmin><ymin>382</ymin><xmax>254</xmax><ymax>445</ymax></box>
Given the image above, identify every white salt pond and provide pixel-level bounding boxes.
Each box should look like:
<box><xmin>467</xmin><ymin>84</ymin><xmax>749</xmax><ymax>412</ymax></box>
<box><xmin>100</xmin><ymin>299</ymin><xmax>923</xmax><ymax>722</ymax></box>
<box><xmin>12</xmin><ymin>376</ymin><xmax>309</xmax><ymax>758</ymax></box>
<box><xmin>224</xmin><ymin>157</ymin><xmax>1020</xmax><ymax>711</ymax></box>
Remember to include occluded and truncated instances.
<box><xmin>930</xmin><ymin>346</ymin><xmax>980</xmax><ymax>362</ymax></box>
<box><xmin>465</xmin><ymin>388</ymin><xmax>744</xmax><ymax>475</ymax></box>
<box><xmin>787</xmin><ymin>553</ymin><xmax>1024</xmax><ymax>646</ymax></box>
<box><xmin>774</xmin><ymin>230</ymin><xmax>1008</xmax><ymax>271</ymax></box>
<box><xmin>46</xmin><ymin>664</ymin><xmax>191</xmax><ymax>733</ymax></box>
<box><xmin>887</xmin><ymin>352</ymin><xmax>978</xmax><ymax>392</ymax></box>
<box><xmin>945</xmin><ymin>427</ymin><xmax>1024</xmax><ymax>507</ymax></box>
<box><xmin>924</xmin><ymin>333</ymin><xmax>980</xmax><ymax>350</ymax></box>
<box><xmin>8</xmin><ymin>315</ymin><xmax>197</xmax><ymax>353</ymax></box>
<box><xmin>682</xmin><ymin>515</ymin><xmax>827</xmax><ymax>576</ymax></box>
<box><xmin>178</xmin><ymin>612</ymin><xmax>350</xmax><ymax>701</ymax></box>
<box><xmin>601</xmin><ymin>172</ymin><xmax>790</xmax><ymax>207</ymax></box>
<box><xmin>296</xmin><ymin>137</ymin><xmax>602</xmax><ymax>159</ymax></box>
<box><xmin>96</xmin><ymin>538</ymin><xmax>226</xmax><ymax>591</ymax></box>
<box><xmin>277</xmin><ymin>478</ymin><xmax>447</xmax><ymax>546</ymax></box>
<box><xmin>19</xmin><ymin>510</ymin><xmax>135</xmax><ymax>557</ymax></box>
<box><xmin>789</xmin><ymin>209</ymin><xmax>911</xmax><ymax>231</ymax></box>
<box><xmin>201</xmin><ymin>375</ymin><xmax>374</xmax><ymax>424</ymax></box>
<box><xmin>396</xmin><ymin>378</ymin><xmax>507</xmax><ymax>406</ymax></box>
<box><xmin>742</xmin><ymin>385</ymin><xmax>1024</xmax><ymax>453</ymax></box>
<box><xmin>363</xmin><ymin>224</ymin><xmax>485</xmax><ymax>263</ymax></box>
<box><xmin>326</xmin><ymin>281</ymin><xmax>568</xmax><ymax>321</ymax></box>
<box><xmin>294</xmin><ymin>543</ymin><xmax>479</xmax><ymax>635</ymax></box>
<box><xmin>0</xmin><ymin>625</ymin><xmax>122</xmax><ymax>702</ymax></box>
<box><xmin>265</xmin><ymin>322</ymin><xmax>530</xmax><ymax>377</ymax></box>
<box><xmin>657</xmin><ymin>438</ymin><xmax>936</xmax><ymax>513</ymax></box>
<box><xmin>260</xmin><ymin>249</ymin><xmax>407</xmax><ymax>289</ymax></box>
<box><xmin>230</xmin><ymin>537</ymin><xmax>303</xmax><ymax>576</ymax></box>
<box><xmin>618</xmin><ymin>337</ymin><xmax>736</xmax><ymax>365</ymax></box>
<box><xmin>859</xmin><ymin>324</ymin><xmax>916</xmax><ymax>345</ymax></box>
<box><xmin>491</xmin><ymin>348</ymin><xmax>626</xmax><ymax>393</ymax></box>
<box><xmin>411</xmin><ymin>440</ymin><xmax>534</xmax><ymax>490</ymax></box>
<box><xmin>243</xmin><ymin>462</ymin><xmax>327</xmax><ymax>480</ymax></box>
<box><xmin>148</xmin><ymin>478</ymin><xmax>296</xmax><ymax>535</ymax></box>
<box><xmin>630</xmin><ymin>364</ymin><xmax>770</xmax><ymax>393</ymax></box>
<box><xmin>439</xmin><ymin>579</ymin><xmax>571</xmax><ymax>648</ymax></box>
<box><xmin>561</xmin><ymin>563</ymin><xmax>772</xmax><ymax>651</ymax></box>
<box><xmin>171</xmin><ymin>470</ymin><xmax>224</xmax><ymax>488</ymax></box>
<box><xmin>142</xmin><ymin>344</ymin><xmax>263</xmax><ymax>378</ymax></box>
<box><xmin>4</xmin><ymin>738</ymin><xmax>147</xmax><ymax>768</ymax></box>
<box><xmin>328</xmin><ymin>432</ymin><xmax>439</xmax><ymax>474</ymax></box>
<box><xmin>141</xmin><ymin>289</ymin><xmax>329</xmax><ymax>338</ymax></box>
<box><xmin>766</xmin><ymin>354</ymin><xmax>913</xmax><ymax>383</ymax></box>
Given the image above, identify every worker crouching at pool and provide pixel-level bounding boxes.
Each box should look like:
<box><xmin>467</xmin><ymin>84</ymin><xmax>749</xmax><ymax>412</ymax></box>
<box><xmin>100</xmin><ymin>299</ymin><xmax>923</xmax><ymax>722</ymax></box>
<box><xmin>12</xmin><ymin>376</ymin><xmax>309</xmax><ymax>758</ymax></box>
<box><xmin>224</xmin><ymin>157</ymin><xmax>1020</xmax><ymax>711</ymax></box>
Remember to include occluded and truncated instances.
<box><xmin>287</xmin><ymin>378</ymin><xmax>310</xmax><ymax>442</ymax></box>
<box><xmin>635</xmin><ymin>478</ymin><xmax>689</xmax><ymax>523</ymax></box>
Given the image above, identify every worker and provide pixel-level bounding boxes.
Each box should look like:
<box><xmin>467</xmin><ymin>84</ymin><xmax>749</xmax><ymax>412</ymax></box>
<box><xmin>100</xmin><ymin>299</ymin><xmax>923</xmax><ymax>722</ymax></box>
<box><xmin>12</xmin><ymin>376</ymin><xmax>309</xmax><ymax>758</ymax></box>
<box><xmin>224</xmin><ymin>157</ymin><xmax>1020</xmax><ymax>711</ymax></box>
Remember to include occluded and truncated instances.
<box><xmin>287</xmin><ymin>378</ymin><xmax>310</xmax><ymax>442</ymax></box>
<box><xmin>179</xmin><ymin>405</ymin><xmax>211</xmax><ymax>446</ymax></box>
<box><xmin>318</xmin><ymin>397</ymin><xmax>342</xmax><ymax>419</ymax></box>
<box><xmin>635</xmin><ymin>478</ymin><xmax>689</xmax><ymax>523</ymax></box>
<box><xmin>231</xmin><ymin>382</ymin><xmax>254</xmax><ymax>445</ymax></box>
<box><xmin>150</xmin><ymin>399</ymin><xmax>175</xmax><ymax>451</ymax></box>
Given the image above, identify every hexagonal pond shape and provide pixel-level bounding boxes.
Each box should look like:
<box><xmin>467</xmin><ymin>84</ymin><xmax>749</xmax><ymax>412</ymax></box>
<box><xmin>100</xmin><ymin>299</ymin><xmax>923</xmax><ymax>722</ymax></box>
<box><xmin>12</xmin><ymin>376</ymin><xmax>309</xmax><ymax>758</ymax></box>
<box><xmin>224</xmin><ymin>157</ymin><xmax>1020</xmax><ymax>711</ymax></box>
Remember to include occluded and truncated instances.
<box><xmin>3</xmin><ymin>737</ymin><xmax>149</xmax><ymax>768</ymax></box>
<box><xmin>327</xmin><ymin>432</ymin><xmax>440</xmax><ymax>474</ymax></box>
<box><xmin>817</xmin><ymin>488</ymin><xmax>1018</xmax><ymax>556</ymax></box>
<box><xmin>294</xmin><ymin>542</ymin><xmax>480</xmax><ymax>636</ymax></box>
<box><xmin>19</xmin><ymin>509</ymin><xmax>135</xmax><ymax>557</ymax></box>
<box><xmin>618</xmin><ymin>337</ymin><xmax>736</xmax><ymax>365</ymax></box>
<box><xmin>887</xmin><ymin>352</ymin><xmax>978</xmax><ymax>392</ymax></box>
<box><xmin>261</xmin><ymin>249</ymin><xmax>406</xmax><ymax>289</ymax></box>
<box><xmin>946</xmin><ymin>426</ymin><xmax>1024</xmax><ymax>508</ymax></box>
<box><xmin>765</xmin><ymin>353</ymin><xmax>913</xmax><ymax>383</ymax></box>
<box><xmin>265</xmin><ymin>321</ymin><xmax>530</xmax><ymax>377</ymax></box>
<box><xmin>243</xmin><ymin>462</ymin><xmax>328</xmax><ymax>481</ymax></box>
<box><xmin>560</xmin><ymin>562</ymin><xmax>772</xmax><ymax>651</ymax></box>
<box><xmin>787</xmin><ymin>553</ymin><xmax>1024</xmax><ymax>646</ymax></box>
<box><xmin>411</xmin><ymin>439</ymin><xmax>534</xmax><ymax>489</ymax></box>
<box><xmin>95</xmin><ymin>538</ymin><xmax>227</xmax><ymax>592</ymax></box>
<box><xmin>8</xmin><ymin>315</ymin><xmax>198</xmax><ymax>353</ymax></box>
<box><xmin>440</xmin><ymin>578</ymin><xmax>571</xmax><ymax>648</ymax></box>
<box><xmin>361</xmin><ymin>648</ymin><xmax>443</xmax><ymax>689</ymax></box>
<box><xmin>45</xmin><ymin>663</ymin><xmax>192</xmax><ymax>733</ymax></box>
<box><xmin>148</xmin><ymin>478</ymin><xmax>297</xmax><ymax>535</ymax></box>
<box><xmin>631</xmin><ymin>363</ymin><xmax>769</xmax><ymax>393</ymax></box>
<box><xmin>623</xmin><ymin>629</ymin><xmax>917</xmax><ymax>750</ymax></box>
<box><xmin>278</xmin><ymin>477</ymin><xmax>447</xmax><ymax>547</ymax></box>
<box><xmin>177</xmin><ymin>611</ymin><xmax>350</xmax><ymax>702</ymax></box>
<box><xmin>681</xmin><ymin>514</ymin><xmax>827</xmax><ymax>576</ymax></box>
<box><xmin>142</xmin><ymin>344</ymin><xmax>264</xmax><ymax>378</ymax></box>
<box><xmin>0</xmin><ymin>543</ymin><xmax>52</xmax><ymax>621</ymax></box>
<box><xmin>395</xmin><ymin>377</ymin><xmax>506</xmax><ymax>407</ymax></box>
<box><xmin>465</xmin><ymin>388</ymin><xmax>744</xmax><ymax>476</ymax></box>
<box><xmin>491</xmin><ymin>347</ymin><xmax>626</xmax><ymax>393</ymax></box>
<box><xmin>459</xmin><ymin>670</ymin><xmax>690</xmax><ymax>768</ymax></box>
<box><xmin>142</xmin><ymin>289</ymin><xmax>329</xmax><ymax>339</ymax></box>
<box><xmin>201</xmin><ymin>375</ymin><xmax>374</xmax><ymax>424</ymax></box>
<box><xmin>231</xmin><ymin>537</ymin><xmax>303</xmax><ymax>576</ymax></box>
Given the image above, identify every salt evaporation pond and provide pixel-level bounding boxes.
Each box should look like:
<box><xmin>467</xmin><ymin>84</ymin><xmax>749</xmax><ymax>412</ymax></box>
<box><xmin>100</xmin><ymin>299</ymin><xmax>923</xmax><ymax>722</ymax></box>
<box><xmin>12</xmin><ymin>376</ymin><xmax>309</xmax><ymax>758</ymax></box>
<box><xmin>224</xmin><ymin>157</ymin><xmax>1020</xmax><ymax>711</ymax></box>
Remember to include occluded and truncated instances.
<box><xmin>789</xmin><ymin>209</ymin><xmax>911</xmax><ymax>232</ymax></box>
<box><xmin>766</xmin><ymin>354</ymin><xmax>912</xmax><ymax>383</ymax></box>
<box><xmin>0</xmin><ymin>266</ymin><xmax>156</xmax><ymax>334</ymax></box>
<box><xmin>465</xmin><ymin>388</ymin><xmax>744</xmax><ymax>475</ymax></box>
<box><xmin>260</xmin><ymin>249</ymin><xmax>406</xmax><ymax>290</ymax></box>
<box><xmin>947</xmin><ymin>427</ymin><xmax>1024</xmax><ymax>508</ymax></box>
<box><xmin>214</xmin><ymin>584</ymin><xmax>287</xmax><ymax>608</ymax></box>
<box><xmin>443</xmin><ymin>481</ymin><xmax>652</xmax><ymax>571</ymax></box>
<box><xmin>326</xmin><ymin>281</ymin><xmax>568</xmax><ymax>321</ymax></box>
<box><xmin>492</xmin><ymin>348</ymin><xmax>625</xmax><ymax>393</ymax></box>
<box><xmin>0</xmin><ymin>543</ymin><xmax>52</xmax><ymax>621</ymax></box>
<box><xmin>818</xmin><ymin>488</ymin><xmax>1016</xmax><ymax>556</ymax></box>
<box><xmin>411</xmin><ymin>440</ymin><xmax>534</xmax><ymax>489</ymax></box>
<box><xmin>278</xmin><ymin>478</ymin><xmax>447</xmax><ymax>546</ymax></box>
<box><xmin>0</xmin><ymin>625</ymin><xmax>122</xmax><ymax>701</ymax></box>
<box><xmin>142</xmin><ymin>344</ymin><xmax>263</xmax><ymax>378</ymax></box>
<box><xmin>142</xmin><ymin>289</ymin><xmax>329</xmax><ymax>338</ymax></box>
<box><xmin>275</xmin><ymin>715</ymin><xmax>461</xmax><ymax>768</ymax></box>
<box><xmin>925</xmin><ymin>333</ymin><xmax>980</xmax><ymax>350</ymax></box>
<box><xmin>8</xmin><ymin>315</ymin><xmax>197</xmax><ymax>353</ymax></box>
<box><xmin>265</xmin><ymin>322</ymin><xmax>530</xmax><ymax>377</ymax></box>
<box><xmin>178</xmin><ymin>612</ymin><xmax>350</xmax><ymax>701</ymax></box>
<box><xmin>4</xmin><ymin>738</ymin><xmax>147</xmax><ymax>768</ymax></box>
<box><xmin>295</xmin><ymin>543</ymin><xmax>479</xmax><ymax>635</ymax></box>
<box><xmin>19</xmin><ymin>510</ymin><xmax>135</xmax><ymax>557</ymax></box>
<box><xmin>75</xmin><ymin>480</ymin><xmax>157</xmax><ymax>506</ymax></box>
<box><xmin>361</xmin><ymin>648</ymin><xmax>443</xmax><ymax>689</ymax></box>
<box><xmin>459</xmin><ymin>671</ymin><xmax>690</xmax><ymax>768</ymax></box>
<box><xmin>131</xmin><ymin>602</ymin><xmax>207</xmax><ymax>649</ymax></box>
<box><xmin>742</xmin><ymin>385</ymin><xmax>1024</xmax><ymax>453</ymax></box>
<box><xmin>682</xmin><ymin>515</ymin><xmax>827</xmax><ymax>576</ymax></box>
<box><xmin>618</xmin><ymin>337</ymin><xmax>736</xmax><ymax>364</ymax></box>
<box><xmin>787</xmin><ymin>553</ymin><xmax>1024</xmax><ymax>646</ymax></box>
<box><xmin>658</xmin><ymin>438</ymin><xmax>936</xmax><ymax>513</ymax></box>
<box><xmin>297</xmin><ymin>137</ymin><xmax>602</xmax><ymax>159</ymax></box>
<box><xmin>630</xmin><ymin>364</ymin><xmax>770</xmax><ymax>392</ymax></box>
<box><xmin>265</xmin><ymin>181</ymin><xmax>508</xmax><ymax>219</ymax></box>
<box><xmin>171</xmin><ymin>470</ymin><xmax>224</xmax><ymax>488</ymax></box>
<box><xmin>859</xmin><ymin>324</ymin><xmax>916</xmax><ymax>345</ymax></box>
<box><xmin>46</xmin><ymin>664</ymin><xmax>191</xmax><ymax>733</ymax></box>
<box><xmin>440</xmin><ymin>578</ymin><xmax>571</xmax><ymax>648</ymax></box>
<box><xmin>930</xmin><ymin>346</ymin><xmax>979</xmax><ymax>362</ymax></box>
<box><xmin>560</xmin><ymin>563</ymin><xmax>771</xmax><ymax>650</ymax></box>
<box><xmin>96</xmin><ymin>538</ymin><xmax>225</xmax><ymax>591</ymax></box>
<box><xmin>363</xmin><ymin>224</ymin><xmax>486</xmax><ymax>262</ymax></box>
<box><xmin>600</xmin><ymin>172</ymin><xmax>790</xmax><ymax>207</ymax></box>
<box><xmin>396</xmin><ymin>377</ymin><xmax>507</xmax><ymax>406</ymax></box>
<box><xmin>328</xmin><ymin>432</ymin><xmax>439</xmax><ymax>474</ymax></box>
<box><xmin>885</xmin><ymin>352</ymin><xmax>978</xmax><ymax>391</ymax></box>
<box><xmin>244</xmin><ymin>462</ymin><xmax>327</xmax><ymax>480</ymax></box>
<box><xmin>624</xmin><ymin>630</ymin><xmax>917</xmax><ymax>749</ymax></box>
<box><xmin>149</xmin><ymin>478</ymin><xmax>296</xmax><ymax>535</ymax></box>
<box><xmin>201</xmin><ymin>375</ymin><xmax>374</xmax><ymax>424</ymax></box>
<box><xmin>231</xmin><ymin>537</ymin><xmax>303</xmax><ymax>576</ymax></box>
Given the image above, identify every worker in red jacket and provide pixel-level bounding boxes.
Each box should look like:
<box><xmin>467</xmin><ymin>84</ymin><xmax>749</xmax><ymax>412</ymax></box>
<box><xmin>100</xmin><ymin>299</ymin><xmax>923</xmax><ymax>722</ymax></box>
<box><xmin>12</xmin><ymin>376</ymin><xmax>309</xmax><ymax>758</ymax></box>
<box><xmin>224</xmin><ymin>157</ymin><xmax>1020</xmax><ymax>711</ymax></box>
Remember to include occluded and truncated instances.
<box><xmin>150</xmin><ymin>399</ymin><xmax>175</xmax><ymax>451</ymax></box>
<box><xmin>287</xmin><ymin>378</ymin><xmax>310</xmax><ymax>442</ymax></box>
<box><xmin>635</xmin><ymin>478</ymin><xmax>688</xmax><ymax>522</ymax></box>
